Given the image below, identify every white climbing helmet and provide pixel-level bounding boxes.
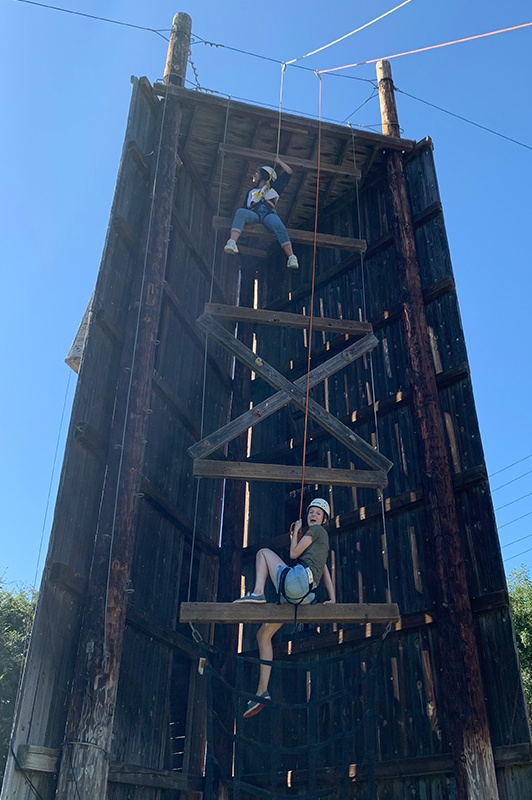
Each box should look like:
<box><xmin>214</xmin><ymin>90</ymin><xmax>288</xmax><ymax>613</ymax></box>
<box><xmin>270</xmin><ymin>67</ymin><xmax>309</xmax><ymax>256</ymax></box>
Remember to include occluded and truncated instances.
<box><xmin>307</xmin><ymin>498</ymin><xmax>330</xmax><ymax>519</ymax></box>
<box><xmin>260</xmin><ymin>165</ymin><xmax>277</xmax><ymax>182</ymax></box>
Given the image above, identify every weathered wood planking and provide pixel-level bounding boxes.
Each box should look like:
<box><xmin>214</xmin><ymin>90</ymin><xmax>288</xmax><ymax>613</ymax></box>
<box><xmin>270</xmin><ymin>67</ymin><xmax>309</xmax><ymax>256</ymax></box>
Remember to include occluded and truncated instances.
<box><xmin>213</xmin><ymin>215</ymin><xmax>367</xmax><ymax>252</ymax></box>
<box><xmin>180</xmin><ymin>602</ymin><xmax>400</xmax><ymax>623</ymax></box>
<box><xmin>218</xmin><ymin>142</ymin><xmax>362</xmax><ymax>180</ymax></box>
<box><xmin>6</xmin><ymin>67</ymin><xmax>530</xmax><ymax>800</ymax></box>
<box><xmin>197</xmin><ymin>313</ymin><xmax>393</xmax><ymax>473</ymax></box>
<box><xmin>193</xmin><ymin>460</ymin><xmax>388</xmax><ymax>488</ymax></box>
<box><xmin>189</xmin><ymin>332</ymin><xmax>379</xmax><ymax>460</ymax></box>
<box><xmin>204</xmin><ymin>302</ymin><xmax>373</xmax><ymax>335</ymax></box>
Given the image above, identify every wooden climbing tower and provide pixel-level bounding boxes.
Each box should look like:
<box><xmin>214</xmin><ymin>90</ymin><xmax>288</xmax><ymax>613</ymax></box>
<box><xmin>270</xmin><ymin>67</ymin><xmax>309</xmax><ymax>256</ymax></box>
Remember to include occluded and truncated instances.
<box><xmin>2</xmin><ymin>11</ymin><xmax>531</xmax><ymax>800</ymax></box>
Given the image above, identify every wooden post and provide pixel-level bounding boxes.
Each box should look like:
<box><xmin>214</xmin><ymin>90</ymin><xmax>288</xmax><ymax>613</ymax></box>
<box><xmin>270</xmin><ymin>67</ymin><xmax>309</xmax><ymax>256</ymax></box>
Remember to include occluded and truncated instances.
<box><xmin>376</xmin><ymin>60</ymin><xmax>499</xmax><ymax>800</ymax></box>
<box><xmin>376</xmin><ymin>60</ymin><xmax>400</xmax><ymax>138</ymax></box>
<box><xmin>54</xmin><ymin>16</ymin><xmax>191</xmax><ymax>800</ymax></box>
<box><xmin>164</xmin><ymin>12</ymin><xmax>192</xmax><ymax>87</ymax></box>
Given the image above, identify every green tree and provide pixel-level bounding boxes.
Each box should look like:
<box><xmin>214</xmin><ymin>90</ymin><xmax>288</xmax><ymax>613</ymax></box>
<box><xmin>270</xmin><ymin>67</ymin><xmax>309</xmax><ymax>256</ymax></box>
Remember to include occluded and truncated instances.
<box><xmin>0</xmin><ymin>580</ymin><xmax>37</xmax><ymax>783</ymax></box>
<box><xmin>507</xmin><ymin>566</ymin><xmax>532</xmax><ymax>719</ymax></box>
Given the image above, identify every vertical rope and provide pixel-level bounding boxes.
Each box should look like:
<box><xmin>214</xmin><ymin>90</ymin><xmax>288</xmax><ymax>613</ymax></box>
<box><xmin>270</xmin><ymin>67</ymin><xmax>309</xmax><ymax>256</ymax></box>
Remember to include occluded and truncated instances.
<box><xmin>187</xmin><ymin>95</ymin><xmax>232</xmax><ymax>603</ymax></box>
<box><xmin>102</xmin><ymin>79</ymin><xmax>172</xmax><ymax>663</ymax></box>
<box><xmin>297</xmin><ymin>75</ymin><xmax>323</xmax><ymax>524</ymax></box>
<box><xmin>350</xmin><ymin>123</ymin><xmax>393</xmax><ymax>604</ymax></box>
<box><xmin>204</xmin><ymin>663</ymin><xmax>215</xmax><ymax>800</ymax></box>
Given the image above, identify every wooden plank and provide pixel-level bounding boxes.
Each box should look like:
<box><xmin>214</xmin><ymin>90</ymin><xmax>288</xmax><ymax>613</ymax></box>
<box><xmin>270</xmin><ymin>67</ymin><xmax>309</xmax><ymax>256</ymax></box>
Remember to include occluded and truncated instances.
<box><xmin>16</xmin><ymin>745</ymin><xmax>204</xmax><ymax>791</ymax></box>
<box><xmin>204</xmin><ymin>303</ymin><xmax>373</xmax><ymax>336</ymax></box>
<box><xmin>152</xmin><ymin>82</ymin><xmax>417</xmax><ymax>152</ymax></box>
<box><xmin>126</xmin><ymin>604</ymin><xmax>200</xmax><ymax>661</ymax></box>
<box><xmin>189</xmin><ymin>333</ymin><xmax>379</xmax><ymax>460</ymax></box>
<box><xmin>196</xmin><ymin>314</ymin><xmax>392</xmax><ymax>472</ymax></box>
<box><xmin>218</xmin><ymin>143</ymin><xmax>362</xmax><ymax>180</ymax></box>
<box><xmin>109</xmin><ymin>763</ymin><xmax>203</xmax><ymax>791</ymax></box>
<box><xmin>193</xmin><ymin>460</ymin><xmax>388</xmax><ymax>488</ymax></box>
<box><xmin>171</xmin><ymin>208</ymin><xmax>228</xmax><ymax>303</ymax></box>
<box><xmin>212</xmin><ymin>216</ymin><xmax>367</xmax><ymax>252</ymax></box>
<box><xmin>141</xmin><ymin>478</ymin><xmax>220</xmax><ymax>557</ymax></box>
<box><xmin>180</xmin><ymin>602</ymin><xmax>400</xmax><ymax>624</ymax></box>
<box><xmin>17</xmin><ymin>745</ymin><xmax>59</xmax><ymax>773</ymax></box>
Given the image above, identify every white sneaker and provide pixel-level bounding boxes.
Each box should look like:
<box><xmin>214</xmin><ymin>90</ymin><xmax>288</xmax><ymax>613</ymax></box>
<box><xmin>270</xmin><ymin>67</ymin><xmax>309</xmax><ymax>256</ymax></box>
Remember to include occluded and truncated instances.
<box><xmin>224</xmin><ymin>239</ymin><xmax>239</xmax><ymax>254</ymax></box>
<box><xmin>287</xmin><ymin>254</ymin><xmax>299</xmax><ymax>269</ymax></box>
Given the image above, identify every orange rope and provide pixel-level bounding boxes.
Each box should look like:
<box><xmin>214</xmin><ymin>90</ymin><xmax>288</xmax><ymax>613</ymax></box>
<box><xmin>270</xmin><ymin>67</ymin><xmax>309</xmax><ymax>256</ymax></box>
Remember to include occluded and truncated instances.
<box><xmin>318</xmin><ymin>21</ymin><xmax>532</xmax><ymax>75</ymax></box>
<box><xmin>297</xmin><ymin>75</ymin><xmax>323</xmax><ymax>529</ymax></box>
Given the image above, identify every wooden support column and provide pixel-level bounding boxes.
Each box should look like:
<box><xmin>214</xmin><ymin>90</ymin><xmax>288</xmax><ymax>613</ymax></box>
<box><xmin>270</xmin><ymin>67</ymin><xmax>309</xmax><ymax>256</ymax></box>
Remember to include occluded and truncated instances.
<box><xmin>377</xmin><ymin>59</ymin><xmax>499</xmax><ymax>799</ymax></box>
<box><xmin>54</xmin><ymin>15</ymin><xmax>191</xmax><ymax>800</ymax></box>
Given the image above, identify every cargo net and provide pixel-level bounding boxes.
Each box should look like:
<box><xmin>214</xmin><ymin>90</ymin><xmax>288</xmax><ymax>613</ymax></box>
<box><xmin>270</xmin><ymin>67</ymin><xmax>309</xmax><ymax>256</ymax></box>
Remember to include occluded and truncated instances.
<box><xmin>202</xmin><ymin>631</ymin><xmax>389</xmax><ymax>800</ymax></box>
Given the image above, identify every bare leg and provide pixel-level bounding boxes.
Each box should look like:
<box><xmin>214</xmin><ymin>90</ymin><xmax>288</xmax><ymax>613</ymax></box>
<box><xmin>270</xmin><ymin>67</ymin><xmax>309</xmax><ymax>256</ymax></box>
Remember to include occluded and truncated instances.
<box><xmin>252</xmin><ymin>548</ymin><xmax>285</xmax><ymax>595</ymax></box>
<box><xmin>282</xmin><ymin>243</ymin><xmax>294</xmax><ymax>257</ymax></box>
<box><xmin>251</xmin><ymin>549</ymin><xmax>285</xmax><ymax>695</ymax></box>
<box><xmin>256</xmin><ymin>622</ymin><xmax>283</xmax><ymax>695</ymax></box>
<box><xmin>229</xmin><ymin>230</ymin><xmax>241</xmax><ymax>243</ymax></box>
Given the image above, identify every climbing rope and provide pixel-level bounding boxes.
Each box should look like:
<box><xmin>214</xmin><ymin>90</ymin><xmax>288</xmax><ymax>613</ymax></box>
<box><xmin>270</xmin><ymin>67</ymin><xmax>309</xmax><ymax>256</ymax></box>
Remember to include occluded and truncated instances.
<box><xmin>101</xmin><ymin>75</ymin><xmax>173</xmax><ymax>666</ymax></box>
<box><xmin>349</xmin><ymin>122</ymin><xmax>393</xmax><ymax>603</ymax></box>
<box><xmin>186</xmin><ymin>95</ymin><xmax>232</xmax><ymax>615</ymax></box>
<box><xmin>297</xmin><ymin>74</ymin><xmax>323</xmax><ymax>523</ymax></box>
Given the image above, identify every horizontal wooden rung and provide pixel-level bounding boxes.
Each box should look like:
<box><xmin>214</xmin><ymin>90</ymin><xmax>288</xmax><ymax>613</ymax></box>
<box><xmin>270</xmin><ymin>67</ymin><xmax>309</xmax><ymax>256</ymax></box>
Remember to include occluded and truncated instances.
<box><xmin>204</xmin><ymin>303</ymin><xmax>373</xmax><ymax>336</ymax></box>
<box><xmin>218</xmin><ymin>143</ymin><xmax>362</xmax><ymax>180</ymax></box>
<box><xmin>193</xmin><ymin>460</ymin><xmax>388</xmax><ymax>488</ymax></box>
<box><xmin>180</xmin><ymin>602</ymin><xmax>400</xmax><ymax>624</ymax></box>
<box><xmin>212</xmin><ymin>217</ymin><xmax>367</xmax><ymax>253</ymax></box>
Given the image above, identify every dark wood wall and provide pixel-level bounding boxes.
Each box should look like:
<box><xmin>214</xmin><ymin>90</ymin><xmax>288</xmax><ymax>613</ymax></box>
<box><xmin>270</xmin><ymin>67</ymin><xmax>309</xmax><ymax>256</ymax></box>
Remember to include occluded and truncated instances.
<box><xmin>238</xmin><ymin>141</ymin><xmax>532</xmax><ymax>795</ymax></box>
<box><xmin>3</xmin><ymin>80</ymin><xmax>531</xmax><ymax>800</ymax></box>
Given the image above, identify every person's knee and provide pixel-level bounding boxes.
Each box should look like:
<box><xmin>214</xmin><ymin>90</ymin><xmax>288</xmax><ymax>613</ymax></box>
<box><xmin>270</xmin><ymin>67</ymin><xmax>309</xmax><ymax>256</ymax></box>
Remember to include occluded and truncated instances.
<box><xmin>256</xmin><ymin>625</ymin><xmax>273</xmax><ymax>647</ymax></box>
<box><xmin>257</xmin><ymin>547</ymin><xmax>273</xmax><ymax>558</ymax></box>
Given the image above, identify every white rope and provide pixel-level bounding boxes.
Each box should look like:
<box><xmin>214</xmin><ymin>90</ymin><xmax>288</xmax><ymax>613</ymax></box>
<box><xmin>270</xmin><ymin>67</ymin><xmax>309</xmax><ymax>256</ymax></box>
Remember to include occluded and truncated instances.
<box><xmin>285</xmin><ymin>0</ymin><xmax>413</xmax><ymax>66</ymax></box>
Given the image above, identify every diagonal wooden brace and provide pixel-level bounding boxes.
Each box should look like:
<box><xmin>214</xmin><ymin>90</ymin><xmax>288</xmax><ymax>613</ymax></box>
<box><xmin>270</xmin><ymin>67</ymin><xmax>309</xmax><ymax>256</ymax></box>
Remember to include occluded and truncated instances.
<box><xmin>188</xmin><ymin>333</ymin><xmax>379</xmax><ymax>460</ymax></box>
<box><xmin>196</xmin><ymin>314</ymin><xmax>393</xmax><ymax>473</ymax></box>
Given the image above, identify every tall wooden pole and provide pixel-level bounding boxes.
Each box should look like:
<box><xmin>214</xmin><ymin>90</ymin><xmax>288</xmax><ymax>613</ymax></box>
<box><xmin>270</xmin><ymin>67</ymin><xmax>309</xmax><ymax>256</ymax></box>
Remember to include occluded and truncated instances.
<box><xmin>376</xmin><ymin>59</ymin><xmax>499</xmax><ymax>800</ymax></box>
<box><xmin>55</xmin><ymin>14</ymin><xmax>191</xmax><ymax>799</ymax></box>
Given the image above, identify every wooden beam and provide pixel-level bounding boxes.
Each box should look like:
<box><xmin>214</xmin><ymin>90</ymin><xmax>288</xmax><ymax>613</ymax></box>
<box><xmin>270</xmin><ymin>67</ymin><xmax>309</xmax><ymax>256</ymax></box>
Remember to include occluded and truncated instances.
<box><xmin>204</xmin><ymin>303</ymin><xmax>372</xmax><ymax>336</ymax></box>
<box><xmin>381</xmin><ymin>58</ymin><xmax>499</xmax><ymax>797</ymax></box>
<box><xmin>16</xmin><ymin>745</ymin><xmax>203</xmax><ymax>792</ymax></box>
<box><xmin>152</xmin><ymin>82</ymin><xmax>417</xmax><ymax>153</ymax></box>
<box><xmin>180</xmin><ymin>602</ymin><xmax>400</xmax><ymax>624</ymax></box>
<box><xmin>141</xmin><ymin>478</ymin><xmax>220</xmax><ymax>557</ymax></box>
<box><xmin>17</xmin><ymin>745</ymin><xmax>59</xmax><ymax>773</ymax></box>
<box><xmin>196</xmin><ymin>314</ymin><xmax>392</xmax><ymax>472</ymax></box>
<box><xmin>170</xmin><ymin>208</ymin><xmax>228</xmax><ymax>303</ymax></box>
<box><xmin>193</xmin><ymin>460</ymin><xmax>388</xmax><ymax>488</ymax></box>
<box><xmin>189</xmin><ymin>333</ymin><xmax>378</xmax><ymax>460</ymax></box>
<box><xmin>109</xmin><ymin>763</ymin><xmax>203</xmax><ymax>792</ymax></box>
<box><xmin>218</xmin><ymin>143</ymin><xmax>361</xmax><ymax>180</ymax></box>
<box><xmin>212</xmin><ymin>216</ymin><xmax>367</xmax><ymax>252</ymax></box>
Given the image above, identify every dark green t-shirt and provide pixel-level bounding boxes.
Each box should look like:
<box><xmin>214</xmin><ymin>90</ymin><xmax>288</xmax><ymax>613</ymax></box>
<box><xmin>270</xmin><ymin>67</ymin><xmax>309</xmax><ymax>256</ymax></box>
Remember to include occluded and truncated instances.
<box><xmin>300</xmin><ymin>524</ymin><xmax>329</xmax><ymax>583</ymax></box>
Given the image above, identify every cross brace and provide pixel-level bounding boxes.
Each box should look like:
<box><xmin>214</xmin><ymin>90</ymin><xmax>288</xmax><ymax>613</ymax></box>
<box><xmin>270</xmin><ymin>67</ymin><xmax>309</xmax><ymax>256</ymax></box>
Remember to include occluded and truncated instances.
<box><xmin>195</xmin><ymin>313</ymin><xmax>393</xmax><ymax>474</ymax></box>
<box><xmin>189</xmin><ymin>332</ymin><xmax>379</xmax><ymax>460</ymax></box>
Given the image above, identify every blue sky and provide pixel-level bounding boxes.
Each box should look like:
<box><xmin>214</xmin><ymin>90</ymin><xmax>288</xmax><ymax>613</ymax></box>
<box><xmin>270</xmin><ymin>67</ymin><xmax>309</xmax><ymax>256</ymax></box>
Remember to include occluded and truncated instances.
<box><xmin>1</xmin><ymin>0</ymin><xmax>531</xmax><ymax>588</ymax></box>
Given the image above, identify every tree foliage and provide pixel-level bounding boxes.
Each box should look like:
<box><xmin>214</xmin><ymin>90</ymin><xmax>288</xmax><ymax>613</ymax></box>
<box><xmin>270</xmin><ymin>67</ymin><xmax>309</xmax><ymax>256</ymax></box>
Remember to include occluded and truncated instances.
<box><xmin>0</xmin><ymin>580</ymin><xmax>37</xmax><ymax>783</ymax></box>
<box><xmin>507</xmin><ymin>566</ymin><xmax>532</xmax><ymax>719</ymax></box>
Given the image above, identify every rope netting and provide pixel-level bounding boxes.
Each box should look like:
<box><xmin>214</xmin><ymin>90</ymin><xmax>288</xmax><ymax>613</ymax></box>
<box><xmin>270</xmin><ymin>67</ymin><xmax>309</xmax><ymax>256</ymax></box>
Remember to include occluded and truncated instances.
<box><xmin>197</xmin><ymin>633</ymin><xmax>388</xmax><ymax>800</ymax></box>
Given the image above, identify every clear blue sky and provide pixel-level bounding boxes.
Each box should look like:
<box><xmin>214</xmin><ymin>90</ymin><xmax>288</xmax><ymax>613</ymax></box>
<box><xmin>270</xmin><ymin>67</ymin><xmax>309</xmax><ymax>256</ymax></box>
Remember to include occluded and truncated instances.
<box><xmin>1</xmin><ymin>0</ymin><xmax>531</xmax><ymax>589</ymax></box>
